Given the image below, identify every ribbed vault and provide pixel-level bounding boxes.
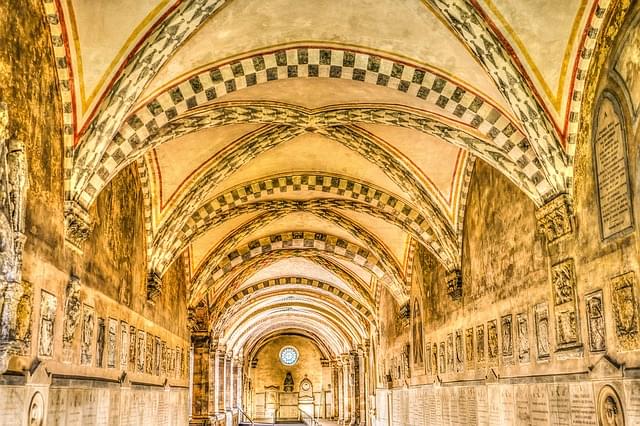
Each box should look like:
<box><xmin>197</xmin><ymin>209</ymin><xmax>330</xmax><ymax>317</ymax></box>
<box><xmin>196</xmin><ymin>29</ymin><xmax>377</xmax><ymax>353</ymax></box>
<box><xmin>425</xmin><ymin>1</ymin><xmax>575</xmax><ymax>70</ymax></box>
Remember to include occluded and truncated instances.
<box><xmin>47</xmin><ymin>0</ymin><xmax>614</xmax><ymax>392</ymax></box>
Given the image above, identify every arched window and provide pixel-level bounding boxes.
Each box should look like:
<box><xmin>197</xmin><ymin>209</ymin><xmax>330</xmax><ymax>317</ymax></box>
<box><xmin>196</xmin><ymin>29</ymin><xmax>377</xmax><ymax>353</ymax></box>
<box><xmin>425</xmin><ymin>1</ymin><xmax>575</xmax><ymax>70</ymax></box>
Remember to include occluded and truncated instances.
<box><xmin>279</xmin><ymin>346</ymin><xmax>299</xmax><ymax>366</ymax></box>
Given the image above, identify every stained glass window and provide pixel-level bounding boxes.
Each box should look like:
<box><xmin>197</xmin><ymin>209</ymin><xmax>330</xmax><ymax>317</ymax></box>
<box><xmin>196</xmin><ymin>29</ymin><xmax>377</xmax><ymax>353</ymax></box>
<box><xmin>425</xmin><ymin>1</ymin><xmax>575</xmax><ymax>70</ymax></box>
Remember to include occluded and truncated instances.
<box><xmin>279</xmin><ymin>346</ymin><xmax>299</xmax><ymax>366</ymax></box>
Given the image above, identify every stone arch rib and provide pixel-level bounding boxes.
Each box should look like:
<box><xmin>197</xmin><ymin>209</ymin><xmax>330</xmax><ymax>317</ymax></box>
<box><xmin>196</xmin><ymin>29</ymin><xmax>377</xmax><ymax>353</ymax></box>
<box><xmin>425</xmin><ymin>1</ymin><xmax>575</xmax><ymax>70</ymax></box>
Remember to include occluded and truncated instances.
<box><xmin>425</xmin><ymin>0</ymin><xmax>569</xmax><ymax>198</ymax></box>
<box><xmin>73</xmin><ymin>47</ymin><xmax>544</xmax><ymax>207</ymax></box>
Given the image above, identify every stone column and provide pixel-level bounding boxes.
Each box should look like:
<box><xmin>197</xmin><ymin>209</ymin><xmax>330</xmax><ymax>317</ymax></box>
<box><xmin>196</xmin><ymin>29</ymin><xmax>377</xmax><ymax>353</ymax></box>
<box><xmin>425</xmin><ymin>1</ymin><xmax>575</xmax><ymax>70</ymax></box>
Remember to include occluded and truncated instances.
<box><xmin>190</xmin><ymin>333</ymin><xmax>211</xmax><ymax>420</ymax></box>
<box><xmin>348</xmin><ymin>351</ymin><xmax>358</xmax><ymax>426</ymax></box>
<box><xmin>214</xmin><ymin>345</ymin><xmax>227</xmax><ymax>414</ymax></box>
<box><xmin>341</xmin><ymin>353</ymin><xmax>351</xmax><ymax>425</ymax></box>
<box><xmin>331</xmin><ymin>360</ymin><xmax>340</xmax><ymax>420</ymax></box>
<box><xmin>235</xmin><ymin>357</ymin><xmax>243</xmax><ymax>410</ymax></box>
<box><xmin>336</xmin><ymin>360</ymin><xmax>344</xmax><ymax>424</ymax></box>
<box><xmin>357</xmin><ymin>346</ymin><xmax>367</xmax><ymax>426</ymax></box>
<box><xmin>226</xmin><ymin>351</ymin><xmax>233</xmax><ymax>411</ymax></box>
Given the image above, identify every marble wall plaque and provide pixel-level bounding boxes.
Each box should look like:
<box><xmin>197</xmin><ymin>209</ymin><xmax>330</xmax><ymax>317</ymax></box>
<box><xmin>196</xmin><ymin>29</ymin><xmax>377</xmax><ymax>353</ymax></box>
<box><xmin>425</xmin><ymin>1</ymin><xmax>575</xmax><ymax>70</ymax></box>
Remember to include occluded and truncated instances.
<box><xmin>38</xmin><ymin>290</ymin><xmax>57</xmax><ymax>357</ymax></box>
<box><xmin>66</xmin><ymin>388</ymin><xmax>83</xmax><ymax>425</ymax></box>
<box><xmin>81</xmin><ymin>389</ymin><xmax>97</xmax><ymax>424</ymax></box>
<box><xmin>107</xmin><ymin>318</ymin><xmax>117</xmax><ymax>368</ymax></box>
<box><xmin>515</xmin><ymin>384</ymin><xmax>531</xmax><ymax>423</ymax></box>
<box><xmin>96</xmin><ymin>317</ymin><xmax>105</xmax><ymax>367</ymax></box>
<box><xmin>487</xmin><ymin>320</ymin><xmax>498</xmax><ymax>359</ymax></box>
<box><xmin>517</xmin><ymin>312</ymin><xmax>530</xmax><ymax>363</ymax></box>
<box><xmin>501</xmin><ymin>314</ymin><xmax>513</xmax><ymax>358</ymax></box>
<box><xmin>0</xmin><ymin>386</ymin><xmax>24</xmax><ymax>424</ymax></box>
<box><xmin>548</xmin><ymin>384</ymin><xmax>571</xmax><ymax>425</ymax></box>
<box><xmin>530</xmin><ymin>383</ymin><xmax>550</xmax><ymax>425</ymax></box>
<box><xmin>585</xmin><ymin>290</ymin><xmax>606</xmax><ymax>352</ymax></box>
<box><xmin>476</xmin><ymin>324</ymin><xmax>485</xmax><ymax>362</ymax></box>
<box><xmin>611</xmin><ymin>271</ymin><xmax>640</xmax><ymax>349</ymax></box>
<box><xmin>81</xmin><ymin>305</ymin><xmax>95</xmax><ymax>365</ymax></box>
<box><xmin>488</xmin><ymin>386</ymin><xmax>501</xmax><ymax>425</ymax></box>
<box><xmin>625</xmin><ymin>379</ymin><xmax>640</xmax><ymax>423</ymax></box>
<box><xmin>463</xmin><ymin>387</ymin><xmax>478</xmax><ymax>425</ymax></box>
<box><xmin>120</xmin><ymin>321</ymin><xmax>129</xmax><ymax>370</ymax></box>
<box><xmin>569</xmin><ymin>382</ymin><xmax>596</xmax><ymax>425</ymax></box>
<box><xmin>535</xmin><ymin>303</ymin><xmax>551</xmax><ymax>359</ymax></box>
<box><xmin>441</xmin><ymin>387</ymin><xmax>451</xmax><ymax>424</ymax></box>
<box><xmin>155</xmin><ymin>337</ymin><xmax>161</xmax><ymax>375</ymax></box>
<box><xmin>47</xmin><ymin>388</ymin><xmax>67</xmax><ymax>425</ymax></box>
<box><xmin>501</xmin><ymin>385</ymin><xmax>515</xmax><ymax>424</ymax></box>
<box><xmin>476</xmin><ymin>386</ymin><xmax>489</xmax><ymax>426</ymax></box>
<box><xmin>593</xmin><ymin>93</ymin><xmax>633</xmax><ymax>239</ymax></box>
<box><xmin>137</xmin><ymin>330</ymin><xmax>146</xmax><ymax>373</ymax></box>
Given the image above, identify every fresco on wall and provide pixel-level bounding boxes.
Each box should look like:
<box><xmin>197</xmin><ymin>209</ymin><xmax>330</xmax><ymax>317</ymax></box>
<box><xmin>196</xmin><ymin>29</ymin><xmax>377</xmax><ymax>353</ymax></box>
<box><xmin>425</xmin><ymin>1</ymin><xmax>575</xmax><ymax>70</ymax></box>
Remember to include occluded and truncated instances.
<box><xmin>615</xmin><ymin>15</ymin><xmax>640</xmax><ymax>113</ymax></box>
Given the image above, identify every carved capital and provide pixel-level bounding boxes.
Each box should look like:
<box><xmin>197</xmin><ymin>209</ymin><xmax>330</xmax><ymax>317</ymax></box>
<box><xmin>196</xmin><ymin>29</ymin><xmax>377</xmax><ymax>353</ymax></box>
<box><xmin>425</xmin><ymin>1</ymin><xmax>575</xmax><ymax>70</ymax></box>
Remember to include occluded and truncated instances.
<box><xmin>446</xmin><ymin>269</ymin><xmax>463</xmax><ymax>300</ymax></box>
<box><xmin>535</xmin><ymin>194</ymin><xmax>574</xmax><ymax>243</ymax></box>
<box><xmin>64</xmin><ymin>201</ymin><xmax>93</xmax><ymax>250</ymax></box>
<box><xmin>146</xmin><ymin>271</ymin><xmax>163</xmax><ymax>304</ymax></box>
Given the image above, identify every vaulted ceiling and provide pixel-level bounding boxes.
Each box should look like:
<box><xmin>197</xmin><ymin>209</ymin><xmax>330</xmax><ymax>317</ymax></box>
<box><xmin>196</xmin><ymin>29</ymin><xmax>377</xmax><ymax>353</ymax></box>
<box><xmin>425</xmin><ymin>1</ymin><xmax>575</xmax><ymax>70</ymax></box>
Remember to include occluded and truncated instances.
<box><xmin>47</xmin><ymin>0</ymin><xmax>609</xmax><ymax>352</ymax></box>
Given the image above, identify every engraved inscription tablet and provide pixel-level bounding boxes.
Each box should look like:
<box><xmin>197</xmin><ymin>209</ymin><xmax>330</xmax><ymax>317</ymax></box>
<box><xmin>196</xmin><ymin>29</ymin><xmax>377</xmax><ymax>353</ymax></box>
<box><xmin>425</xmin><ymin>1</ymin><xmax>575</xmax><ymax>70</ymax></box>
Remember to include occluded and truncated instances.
<box><xmin>593</xmin><ymin>93</ymin><xmax>633</xmax><ymax>239</ymax></box>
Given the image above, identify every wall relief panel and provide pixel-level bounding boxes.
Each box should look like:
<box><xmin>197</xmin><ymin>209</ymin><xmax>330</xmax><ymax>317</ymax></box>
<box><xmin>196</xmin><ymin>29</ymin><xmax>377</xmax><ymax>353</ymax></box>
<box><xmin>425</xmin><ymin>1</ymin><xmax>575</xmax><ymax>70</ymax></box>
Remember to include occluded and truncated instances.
<box><xmin>107</xmin><ymin>318</ymin><xmax>117</xmax><ymax>368</ymax></box>
<box><xmin>81</xmin><ymin>305</ymin><xmax>95</xmax><ymax>365</ymax></box>
<box><xmin>487</xmin><ymin>320</ymin><xmax>498</xmax><ymax>360</ymax></box>
<box><xmin>476</xmin><ymin>325</ymin><xmax>485</xmax><ymax>363</ymax></box>
<box><xmin>62</xmin><ymin>277</ymin><xmax>81</xmax><ymax>363</ymax></box>
<box><xmin>551</xmin><ymin>259</ymin><xmax>581</xmax><ymax>350</ymax></box>
<box><xmin>38</xmin><ymin>290</ymin><xmax>56</xmax><ymax>357</ymax></box>
<box><xmin>535</xmin><ymin>303</ymin><xmax>550</xmax><ymax>359</ymax></box>
<box><xmin>455</xmin><ymin>329</ymin><xmax>463</xmax><ymax>371</ymax></box>
<box><xmin>501</xmin><ymin>314</ymin><xmax>513</xmax><ymax>359</ymax></box>
<box><xmin>137</xmin><ymin>330</ymin><xmax>145</xmax><ymax>373</ymax></box>
<box><xmin>96</xmin><ymin>317</ymin><xmax>105</xmax><ymax>368</ymax></box>
<box><xmin>586</xmin><ymin>290</ymin><xmax>606</xmax><ymax>352</ymax></box>
<box><xmin>611</xmin><ymin>271</ymin><xmax>640</xmax><ymax>349</ymax></box>
<box><xmin>120</xmin><ymin>321</ymin><xmax>129</xmax><ymax>370</ymax></box>
<box><xmin>446</xmin><ymin>334</ymin><xmax>453</xmax><ymax>373</ymax></box>
<box><xmin>516</xmin><ymin>312</ymin><xmax>530</xmax><ymax>363</ymax></box>
<box><xmin>465</xmin><ymin>328</ymin><xmax>474</xmax><ymax>364</ymax></box>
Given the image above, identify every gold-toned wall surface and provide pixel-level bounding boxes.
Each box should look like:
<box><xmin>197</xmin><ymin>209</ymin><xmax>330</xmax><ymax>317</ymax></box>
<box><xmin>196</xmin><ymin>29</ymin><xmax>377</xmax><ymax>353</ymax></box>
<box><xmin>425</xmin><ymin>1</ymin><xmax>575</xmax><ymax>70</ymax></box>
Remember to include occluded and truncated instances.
<box><xmin>373</xmin><ymin>3</ymin><xmax>640</xmax><ymax>423</ymax></box>
<box><xmin>248</xmin><ymin>335</ymin><xmax>329</xmax><ymax>419</ymax></box>
<box><xmin>0</xmin><ymin>0</ymin><xmax>189</xmax><ymax>423</ymax></box>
